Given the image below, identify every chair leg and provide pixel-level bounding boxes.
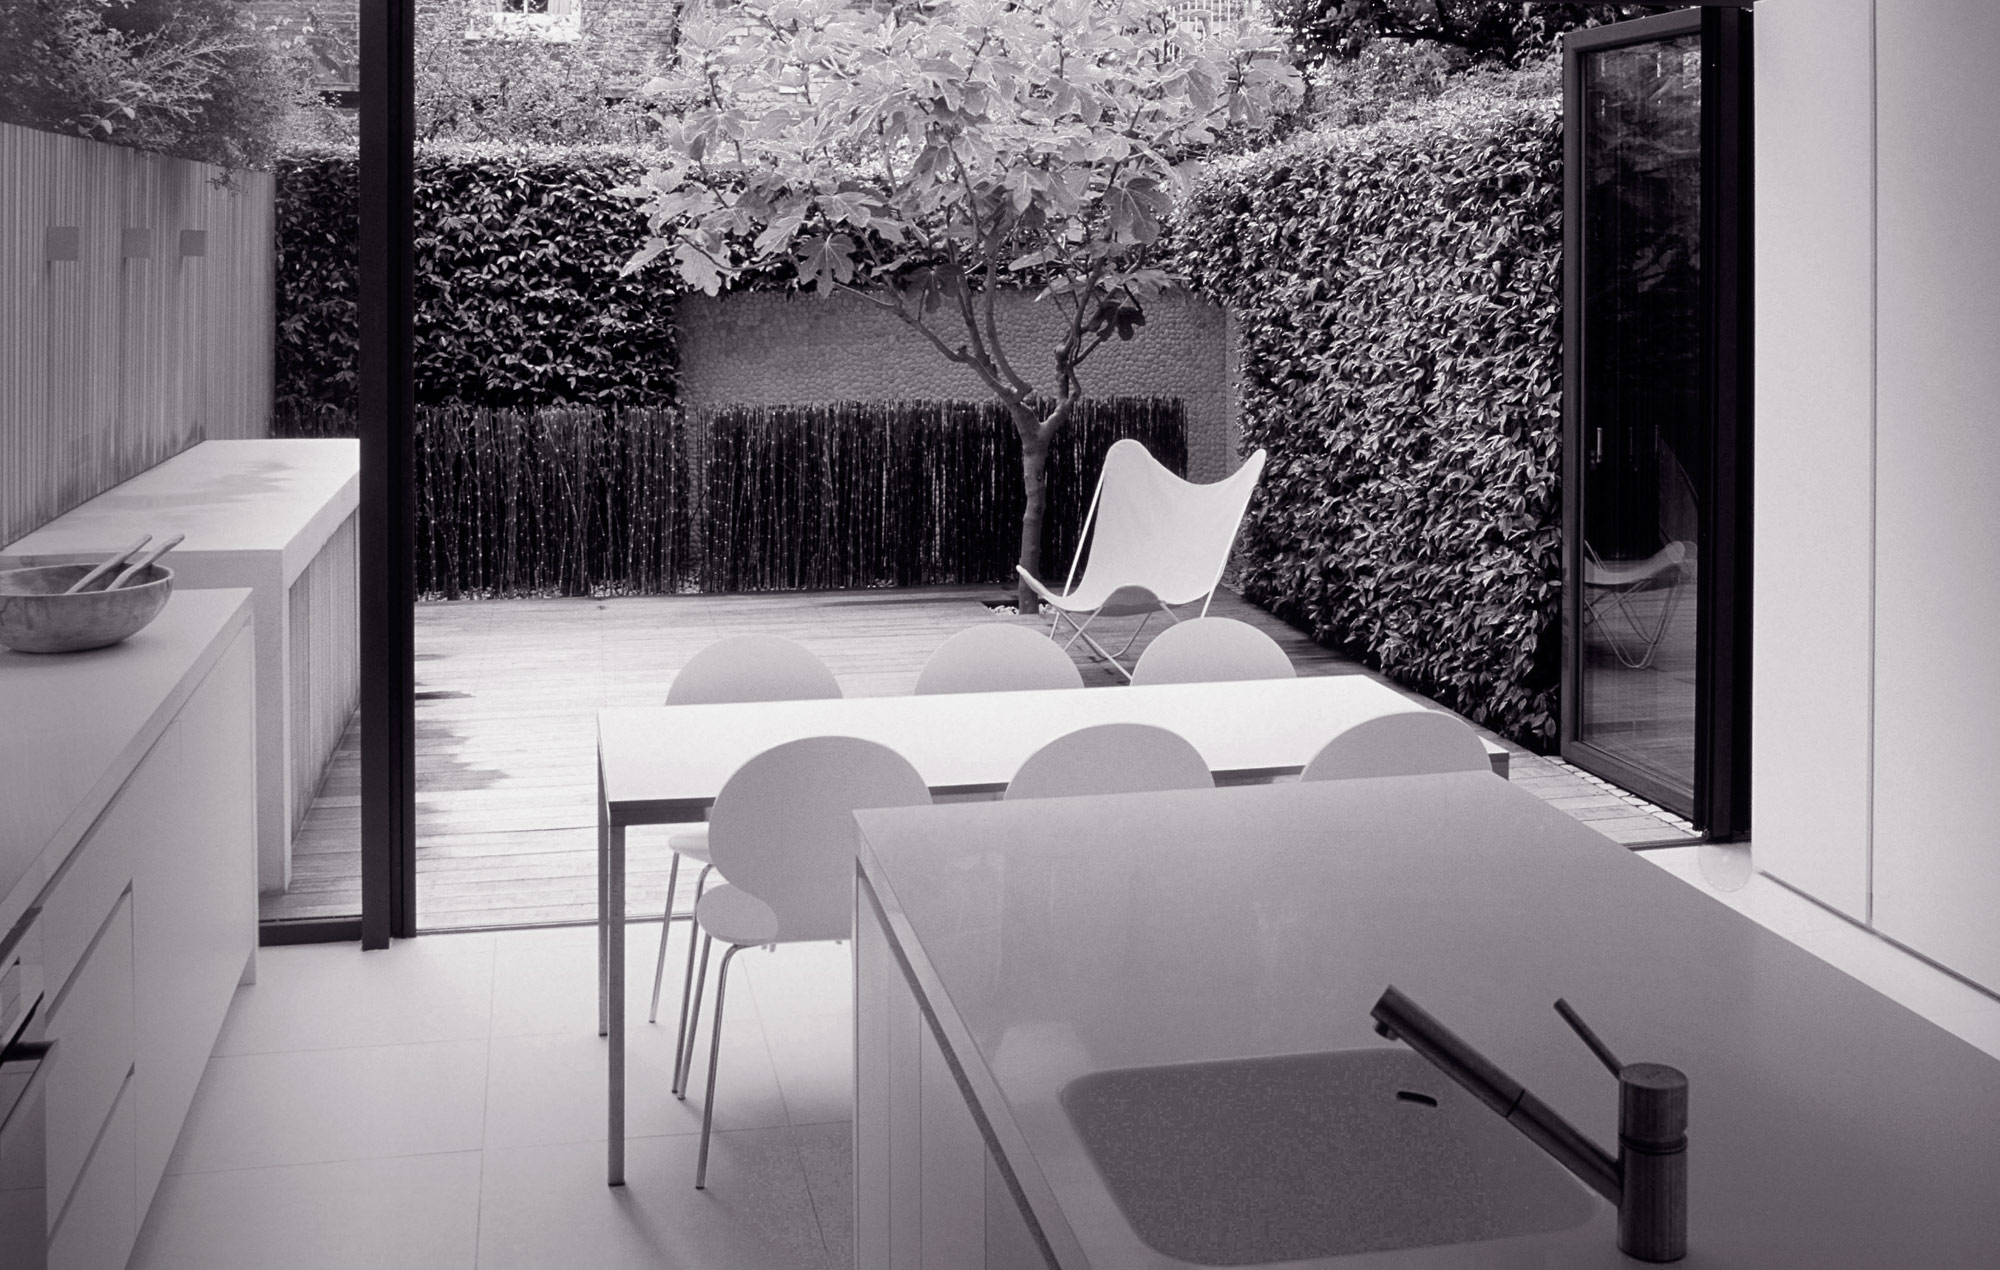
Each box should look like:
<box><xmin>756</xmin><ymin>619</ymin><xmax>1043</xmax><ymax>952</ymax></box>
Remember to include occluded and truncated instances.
<box><xmin>647</xmin><ymin>851</ymin><xmax>683</xmax><ymax>1025</ymax></box>
<box><xmin>676</xmin><ymin>931</ymin><xmax>713</xmax><ymax>1100</ymax></box>
<box><xmin>672</xmin><ymin>865</ymin><xmax>715</xmax><ymax>1097</ymax></box>
<box><xmin>694</xmin><ymin>942</ymin><xmax>745</xmax><ymax>1189</ymax></box>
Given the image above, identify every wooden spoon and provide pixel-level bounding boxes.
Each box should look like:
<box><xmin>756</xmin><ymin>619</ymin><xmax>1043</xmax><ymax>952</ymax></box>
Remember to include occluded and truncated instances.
<box><xmin>63</xmin><ymin>534</ymin><xmax>150</xmax><ymax>594</ymax></box>
<box><xmin>109</xmin><ymin>533</ymin><xmax>184</xmax><ymax>590</ymax></box>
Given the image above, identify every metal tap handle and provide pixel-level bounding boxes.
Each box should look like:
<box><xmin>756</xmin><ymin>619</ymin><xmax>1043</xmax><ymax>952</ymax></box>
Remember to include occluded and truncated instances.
<box><xmin>1554</xmin><ymin>997</ymin><xmax>1625</xmax><ymax>1077</ymax></box>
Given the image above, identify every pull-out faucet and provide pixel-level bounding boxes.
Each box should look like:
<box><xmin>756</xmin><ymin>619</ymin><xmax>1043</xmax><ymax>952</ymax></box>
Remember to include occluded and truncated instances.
<box><xmin>1370</xmin><ymin>985</ymin><xmax>1688</xmax><ymax>1263</ymax></box>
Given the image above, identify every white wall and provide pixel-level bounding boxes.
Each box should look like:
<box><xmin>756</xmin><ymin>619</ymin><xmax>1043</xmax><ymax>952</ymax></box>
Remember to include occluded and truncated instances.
<box><xmin>1754</xmin><ymin>0</ymin><xmax>2000</xmax><ymax>991</ymax></box>
<box><xmin>1869</xmin><ymin>0</ymin><xmax>2000</xmax><ymax>989</ymax></box>
<box><xmin>1751</xmin><ymin>0</ymin><xmax>1877</xmax><ymax>922</ymax></box>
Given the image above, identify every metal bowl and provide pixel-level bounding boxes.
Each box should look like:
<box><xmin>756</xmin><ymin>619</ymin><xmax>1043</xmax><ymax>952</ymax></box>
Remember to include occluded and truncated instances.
<box><xmin>0</xmin><ymin>564</ymin><xmax>175</xmax><ymax>654</ymax></box>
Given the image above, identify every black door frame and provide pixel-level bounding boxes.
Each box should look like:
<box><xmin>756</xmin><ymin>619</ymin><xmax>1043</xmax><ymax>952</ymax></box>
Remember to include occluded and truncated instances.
<box><xmin>357</xmin><ymin>0</ymin><xmax>419</xmax><ymax>946</ymax></box>
<box><xmin>1560</xmin><ymin>7</ymin><xmax>1753</xmax><ymax>839</ymax></box>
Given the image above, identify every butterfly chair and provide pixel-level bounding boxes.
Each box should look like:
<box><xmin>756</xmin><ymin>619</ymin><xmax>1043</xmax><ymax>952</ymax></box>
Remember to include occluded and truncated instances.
<box><xmin>1300</xmin><ymin>710</ymin><xmax>1491</xmax><ymax>782</ymax></box>
<box><xmin>915</xmin><ymin>622</ymin><xmax>1085</xmax><ymax>695</ymax></box>
<box><xmin>683</xmin><ymin>737</ymin><xmax>930</xmax><ymax>1187</ymax></box>
<box><xmin>649</xmin><ymin>635</ymin><xmax>842</xmax><ymax>1101</ymax></box>
<box><xmin>1005</xmin><ymin>722</ymin><xmax>1214</xmax><ymax>801</ymax></box>
<box><xmin>1129</xmin><ymin>616</ymin><xmax>1297</xmax><ymax>686</ymax></box>
<box><xmin>1018</xmin><ymin>440</ymin><xmax>1268</xmax><ymax>681</ymax></box>
<box><xmin>1583</xmin><ymin>540</ymin><xmax>1694</xmax><ymax>670</ymax></box>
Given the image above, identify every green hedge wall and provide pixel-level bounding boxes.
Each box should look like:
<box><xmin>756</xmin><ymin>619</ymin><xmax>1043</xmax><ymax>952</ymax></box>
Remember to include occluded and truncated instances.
<box><xmin>1177</xmin><ymin>86</ymin><xmax>1564</xmax><ymax>747</ymax></box>
<box><xmin>274</xmin><ymin>145</ymin><xmax>687</xmax><ymax>414</ymax></box>
<box><xmin>276</xmin><ymin>398</ymin><xmax>1185</xmax><ymax>598</ymax></box>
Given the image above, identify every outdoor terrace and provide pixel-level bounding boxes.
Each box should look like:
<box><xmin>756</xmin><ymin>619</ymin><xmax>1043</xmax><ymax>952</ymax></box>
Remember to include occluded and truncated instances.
<box><xmin>265</xmin><ymin>586</ymin><xmax>1696</xmax><ymax>932</ymax></box>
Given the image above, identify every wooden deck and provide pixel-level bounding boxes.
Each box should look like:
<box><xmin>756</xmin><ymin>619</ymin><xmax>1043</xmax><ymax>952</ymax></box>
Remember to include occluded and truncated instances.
<box><xmin>264</xmin><ymin>585</ymin><xmax>1693</xmax><ymax>932</ymax></box>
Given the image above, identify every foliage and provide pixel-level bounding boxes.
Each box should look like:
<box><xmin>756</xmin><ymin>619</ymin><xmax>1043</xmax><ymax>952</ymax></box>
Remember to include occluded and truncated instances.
<box><xmin>617</xmin><ymin>0</ymin><xmax>1297</xmax><ymax>608</ymax></box>
<box><xmin>1269</xmin><ymin>0</ymin><xmax>1656</xmax><ymax>69</ymax></box>
<box><xmin>272</xmin><ymin>398</ymin><xmax>1185</xmax><ymax>598</ymax></box>
<box><xmin>1175</xmin><ymin>80</ymin><xmax>1563</xmax><ymax>747</ymax></box>
<box><xmin>0</xmin><ymin>0</ymin><xmax>318</xmax><ymax>168</ymax></box>
<box><xmin>414</xmin><ymin>0</ymin><xmax>664</xmax><ymax>145</ymax></box>
<box><xmin>273</xmin><ymin>146</ymin><xmax>686</xmax><ymax>416</ymax></box>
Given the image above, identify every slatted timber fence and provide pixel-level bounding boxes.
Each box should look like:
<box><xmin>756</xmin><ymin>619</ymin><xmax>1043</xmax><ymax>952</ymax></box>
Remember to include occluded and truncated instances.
<box><xmin>0</xmin><ymin>122</ymin><xmax>274</xmax><ymax>547</ymax></box>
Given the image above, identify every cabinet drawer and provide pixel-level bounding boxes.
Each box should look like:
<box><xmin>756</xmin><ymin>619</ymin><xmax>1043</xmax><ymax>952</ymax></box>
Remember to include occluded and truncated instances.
<box><xmin>42</xmin><ymin>730</ymin><xmax>167</xmax><ymax>992</ymax></box>
<box><xmin>46</xmin><ymin>1073</ymin><xmax>135</xmax><ymax>1270</ymax></box>
<box><xmin>45</xmin><ymin>894</ymin><xmax>135</xmax><ymax>1226</ymax></box>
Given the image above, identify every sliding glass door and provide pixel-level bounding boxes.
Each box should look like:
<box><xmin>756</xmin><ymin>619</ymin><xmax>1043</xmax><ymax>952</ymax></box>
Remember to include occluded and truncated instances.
<box><xmin>1562</xmin><ymin>8</ymin><xmax>1751</xmax><ymax>837</ymax></box>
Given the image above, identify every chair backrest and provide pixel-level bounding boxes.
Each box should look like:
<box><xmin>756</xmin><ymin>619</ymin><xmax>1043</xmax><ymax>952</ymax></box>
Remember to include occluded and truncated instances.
<box><xmin>706</xmin><ymin>737</ymin><xmax>931</xmax><ymax>943</ymax></box>
<box><xmin>1004</xmin><ymin>723</ymin><xmax>1214</xmax><ymax>801</ymax></box>
<box><xmin>1066</xmin><ymin>441</ymin><xmax>1268</xmax><ymax>610</ymax></box>
<box><xmin>1129</xmin><ymin>617</ymin><xmax>1297</xmax><ymax>686</ymax></box>
<box><xmin>666</xmin><ymin>634</ymin><xmax>841</xmax><ymax>705</ymax></box>
<box><xmin>1299</xmin><ymin>711</ymin><xmax>1491</xmax><ymax>782</ymax></box>
<box><xmin>915</xmin><ymin>624</ymin><xmax>1085</xmax><ymax>695</ymax></box>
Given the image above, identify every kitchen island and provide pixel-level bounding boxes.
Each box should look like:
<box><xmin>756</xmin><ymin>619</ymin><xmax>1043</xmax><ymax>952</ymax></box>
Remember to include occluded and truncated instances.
<box><xmin>853</xmin><ymin>774</ymin><xmax>2000</xmax><ymax>1267</ymax></box>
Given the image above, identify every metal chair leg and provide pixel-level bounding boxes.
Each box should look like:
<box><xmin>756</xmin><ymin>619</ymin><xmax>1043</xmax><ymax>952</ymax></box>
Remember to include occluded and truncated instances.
<box><xmin>647</xmin><ymin>851</ymin><xmax>683</xmax><ymax>1024</ymax></box>
<box><xmin>676</xmin><ymin>931</ymin><xmax>713</xmax><ymax>1100</ymax></box>
<box><xmin>672</xmin><ymin>865</ymin><xmax>715</xmax><ymax>1096</ymax></box>
<box><xmin>694</xmin><ymin>942</ymin><xmax>744</xmax><ymax>1189</ymax></box>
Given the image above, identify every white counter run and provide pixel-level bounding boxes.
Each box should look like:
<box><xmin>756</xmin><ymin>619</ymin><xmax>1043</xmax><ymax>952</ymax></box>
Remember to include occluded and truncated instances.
<box><xmin>854</xmin><ymin>775</ymin><xmax>2000</xmax><ymax>1267</ymax></box>
<box><xmin>0</xmin><ymin>589</ymin><xmax>252</xmax><ymax>940</ymax></box>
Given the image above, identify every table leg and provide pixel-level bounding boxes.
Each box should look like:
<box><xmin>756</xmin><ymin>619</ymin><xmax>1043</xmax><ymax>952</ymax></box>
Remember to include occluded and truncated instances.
<box><xmin>598</xmin><ymin>760</ymin><xmax>609</xmax><ymax>1038</ymax></box>
<box><xmin>608</xmin><ymin>821</ymin><xmax>627</xmax><ymax>1187</ymax></box>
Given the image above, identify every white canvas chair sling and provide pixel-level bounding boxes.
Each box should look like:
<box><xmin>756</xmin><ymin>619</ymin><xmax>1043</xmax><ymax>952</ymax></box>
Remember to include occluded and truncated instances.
<box><xmin>1020</xmin><ymin>440</ymin><xmax>1268</xmax><ymax>680</ymax></box>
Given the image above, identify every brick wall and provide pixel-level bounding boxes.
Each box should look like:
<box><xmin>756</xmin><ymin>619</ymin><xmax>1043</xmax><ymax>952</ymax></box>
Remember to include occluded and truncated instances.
<box><xmin>254</xmin><ymin>0</ymin><xmax>678</xmax><ymax>91</ymax></box>
<box><xmin>675</xmin><ymin>288</ymin><xmax>1242</xmax><ymax>482</ymax></box>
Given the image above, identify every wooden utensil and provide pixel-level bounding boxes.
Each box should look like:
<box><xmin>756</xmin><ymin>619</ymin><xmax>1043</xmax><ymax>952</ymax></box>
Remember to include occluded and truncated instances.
<box><xmin>63</xmin><ymin>534</ymin><xmax>151</xmax><ymax>594</ymax></box>
<box><xmin>109</xmin><ymin>533</ymin><xmax>184</xmax><ymax>590</ymax></box>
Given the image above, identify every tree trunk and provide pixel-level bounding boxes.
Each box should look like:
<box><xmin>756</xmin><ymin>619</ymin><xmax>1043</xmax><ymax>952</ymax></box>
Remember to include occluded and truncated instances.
<box><xmin>1014</xmin><ymin>434</ymin><xmax>1050</xmax><ymax>615</ymax></box>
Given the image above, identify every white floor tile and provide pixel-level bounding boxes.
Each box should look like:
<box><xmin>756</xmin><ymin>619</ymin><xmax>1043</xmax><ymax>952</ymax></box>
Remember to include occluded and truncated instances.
<box><xmin>739</xmin><ymin>942</ymin><xmax>853</xmax><ymax>1020</ymax></box>
<box><xmin>131</xmin><ymin>1152</ymin><xmax>482</xmax><ymax>1270</ymax></box>
<box><xmin>762</xmin><ymin>1011</ymin><xmax>854</xmax><ymax>1127</ymax></box>
<box><xmin>165</xmin><ymin>1039</ymin><xmax>489</xmax><ymax>1174</ymax></box>
<box><xmin>1930</xmin><ymin>1006</ymin><xmax>2000</xmax><ymax>1062</ymax></box>
<box><xmin>215</xmin><ymin>937</ymin><xmax>495</xmax><ymax>1055</ymax></box>
<box><xmin>489</xmin><ymin>922</ymin><xmax>751</xmax><ymax>1039</ymax></box>
<box><xmin>476</xmin><ymin>1132</ymin><xmax>828</xmax><ymax>1270</ymax></box>
<box><xmin>484</xmin><ymin>1015</ymin><xmax>790</xmax><ymax>1149</ymax></box>
<box><xmin>794</xmin><ymin>1121</ymin><xmax>854</xmax><ymax>1270</ymax></box>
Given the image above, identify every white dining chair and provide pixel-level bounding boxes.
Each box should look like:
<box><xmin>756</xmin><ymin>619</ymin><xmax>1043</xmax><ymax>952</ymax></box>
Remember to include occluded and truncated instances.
<box><xmin>1128</xmin><ymin>616</ymin><xmax>1297</xmax><ymax>686</ymax></box>
<box><xmin>650</xmin><ymin>635</ymin><xmax>842</xmax><ymax>1100</ymax></box>
<box><xmin>682</xmin><ymin>736</ymin><xmax>930</xmax><ymax>1187</ymax></box>
<box><xmin>915</xmin><ymin>623</ymin><xmax>1085</xmax><ymax>695</ymax></box>
<box><xmin>1005</xmin><ymin>722</ymin><xmax>1214</xmax><ymax>801</ymax></box>
<box><xmin>1299</xmin><ymin>710</ymin><xmax>1491</xmax><ymax>782</ymax></box>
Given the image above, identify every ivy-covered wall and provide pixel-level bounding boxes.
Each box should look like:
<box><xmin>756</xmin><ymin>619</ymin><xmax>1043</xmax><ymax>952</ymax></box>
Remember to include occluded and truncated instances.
<box><xmin>1178</xmin><ymin>84</ymin><xmax>1564</xmax><ymax>748</ymax></box>
<box><xmin>274</xmin><ymin>144</ymin><xmax>685</xmax><ymax>417</ymax></box>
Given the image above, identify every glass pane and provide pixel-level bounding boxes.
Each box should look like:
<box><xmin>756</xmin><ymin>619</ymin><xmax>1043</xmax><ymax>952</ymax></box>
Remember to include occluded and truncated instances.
<box><xmin>1577</xmin><ymin>36</ymin><xmax>1701</xmax><ymax>808</ymax></box>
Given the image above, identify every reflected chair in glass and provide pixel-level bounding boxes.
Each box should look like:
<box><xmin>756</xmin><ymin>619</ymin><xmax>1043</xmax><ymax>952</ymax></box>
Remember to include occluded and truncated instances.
<box><xmin>1300</xmin><ymin>711</ymin><xmax>1491</xmax><ymax>782</ymax></box>
<box><xmin>1129</xmin><ymin>616</ymin><xmax>1297</xmax><ymax>686</ymax></box>
<box><xmin>649</xmin><ymin>634</ymin><xmax>842</xmax><ymax>1099</ymax></box>
<box><xmin>1582</xmin><ymin>540</ymin><xmax>1693</xmax><ymax>670</ymax></box>
<box><xmin>1004</xmin><ymin>722</ymin><xmax>1215</xmax><ymax>801</ymax></box>
<box><xmin>915</xmin><ymin>622</ymin><xmax>1085</xmax><ymax>695</ymax></box>
<box><xmin>682</xmin><ymin>737</ymin><xmax>930</xmax><ymax>1187</ymax></box>
<box><xmin>1016</xmin><ymin>439</ymin><xmax>1268</xmax><ymax>680</ymax></box>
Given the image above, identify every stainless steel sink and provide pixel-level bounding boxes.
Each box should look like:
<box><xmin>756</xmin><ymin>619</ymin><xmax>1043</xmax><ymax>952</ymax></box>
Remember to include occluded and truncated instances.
<box><xmin>1059</xmin><ymin>1048</ymin><xmax>1599</xmax><ymax>1265</ymax></box>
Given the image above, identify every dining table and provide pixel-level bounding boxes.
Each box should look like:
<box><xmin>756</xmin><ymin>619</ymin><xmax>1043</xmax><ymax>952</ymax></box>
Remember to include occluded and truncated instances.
<box><xmin>594</xmin><ymin>672</ymin><xmax>1509</xmax><ymax>1184</ymax></box>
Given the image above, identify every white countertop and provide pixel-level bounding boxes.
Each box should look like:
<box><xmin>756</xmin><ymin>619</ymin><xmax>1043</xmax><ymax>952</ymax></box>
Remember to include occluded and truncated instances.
<box><xmin>1</xmin><ymin>439</ymin><xmax>358</xmax><ymax>586</ymax></box>
<box><xmin>855</xmin><ymin>775</ymin><xmax>2000</xmax><ymax>1267</ymax></box>
<box><xmin>0</xmin><ymin>589</ymin><xmax>253</xmax><ymax>927</ymax></box>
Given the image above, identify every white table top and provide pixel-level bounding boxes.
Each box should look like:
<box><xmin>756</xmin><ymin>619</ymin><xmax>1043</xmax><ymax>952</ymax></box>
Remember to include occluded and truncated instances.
<box><xmin>854</xmin><ymin>776</ymin><xmax>2000</xmax><ymax>1268</ymax></box>
<box><xmin>597</xmin><ymin>676</ymin><xmax>1502</xmax><ymax>822</ymax></box>
<box><xmin>0</xmin><ymin>589</ymin><xmax>252</xmax><ymax>929</ymax></box>
<box><xmin>1</xmin><ymin>439</ymin><xmax>358</xmax><ymax>585</ymax></box>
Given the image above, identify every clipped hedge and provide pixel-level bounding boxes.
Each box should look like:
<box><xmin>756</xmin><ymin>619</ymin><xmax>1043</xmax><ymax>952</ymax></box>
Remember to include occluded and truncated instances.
<box><xmin>1177</xmin><ymin>85</ymin><xmax>1564</xmax><ymax>747</ymax></box>
<box><xmin>274</xmin><ymin>145</ymin><xmax>687</xmax><ymax>415</ymax></box>
<box><xmin>277</xmin><ymin>398</ymin><xmax>1185</xmax><ymax>598</ymax></box>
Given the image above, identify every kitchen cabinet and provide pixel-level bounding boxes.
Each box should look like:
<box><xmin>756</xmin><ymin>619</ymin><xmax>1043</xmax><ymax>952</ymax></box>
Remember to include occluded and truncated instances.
<box><xmin>2</xmin><ymin>589</ymin><xmax>258</xmax><ymax>1269</ymax></box>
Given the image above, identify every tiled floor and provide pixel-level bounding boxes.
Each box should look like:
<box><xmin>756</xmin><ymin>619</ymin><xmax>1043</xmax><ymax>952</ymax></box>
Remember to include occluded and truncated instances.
<box><xmin>136</xmin><ymin>850</ymin><xmax>2000</xmax><ymax>1269</ymax></box>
